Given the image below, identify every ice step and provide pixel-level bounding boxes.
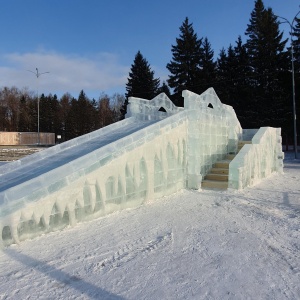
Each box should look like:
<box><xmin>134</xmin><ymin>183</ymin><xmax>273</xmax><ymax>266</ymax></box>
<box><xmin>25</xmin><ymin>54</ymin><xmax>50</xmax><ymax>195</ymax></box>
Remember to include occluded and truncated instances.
<box><xmin>201</xmin><ymin>145</ymin><xmax>249</xmax><ymax>190</ymax></box>
<box><xmin>205</xmin><ymin>174</ymin><xmax>228</xmax><ymax>181</ymax></box>
<box><xmin>202</xmin><ymin>180</ymin><xmax>228</xmax><ymax>189</ymax></box>
<box><xmin>210</xmin><ymin>168</ymin><xmax>229</xmax><ymax>175</ymax></box>
<box><xmin>214</xmin><ymin>160</ymin><xmax>230</xmax><ymax>169</ymax></box>
<box><xmin>238</xmin><ymin>141</ymin><xmax>251</xmax><ymax>150</ymax></box>
<box><xmin>239</xmin><ymin>140</ymin><xmax>252</xmax><ymax>145</ymax></box>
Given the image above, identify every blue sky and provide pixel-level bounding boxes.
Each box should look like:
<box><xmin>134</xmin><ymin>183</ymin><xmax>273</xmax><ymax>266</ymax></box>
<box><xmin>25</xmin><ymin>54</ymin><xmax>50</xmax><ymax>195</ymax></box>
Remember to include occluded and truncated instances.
<box><xmin>1</xmin><ymin>0</ymin><xmax>299</xmax><ymax>99</ymax></box>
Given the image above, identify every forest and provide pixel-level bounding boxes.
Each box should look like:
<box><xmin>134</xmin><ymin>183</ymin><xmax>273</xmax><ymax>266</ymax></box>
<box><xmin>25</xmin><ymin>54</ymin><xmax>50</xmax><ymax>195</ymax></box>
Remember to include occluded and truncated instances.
<box><xmin>0</xmin><ymin>88</ymin><xmax>124</xmax><ymax>142</ymax></box>
<box><xmin>1</xmin><ymin>0</ymin><xmax>300</xmax><ymax>145</ymax></box>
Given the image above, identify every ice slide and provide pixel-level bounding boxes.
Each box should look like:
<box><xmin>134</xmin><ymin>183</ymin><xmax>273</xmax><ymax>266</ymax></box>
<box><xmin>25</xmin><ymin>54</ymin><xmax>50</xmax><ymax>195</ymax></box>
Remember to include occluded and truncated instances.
<box><xmin>0</xmin><ymin>116</ymin><xmax>167</xmax><ymax>243</ymax></box>
<box><xmin>0</xmin><ymin>118</ymin><xmax>159</xmax><ymax>193</ymax></box>
<box><xmin>0</xmin><ymin>89</ymin><xmax>284</xmax><ymax>246</ymax></box>
<box><xmin>0</xmin><ymin>91</ymin><xmax>188</xmax><ymax>246</ymax></box>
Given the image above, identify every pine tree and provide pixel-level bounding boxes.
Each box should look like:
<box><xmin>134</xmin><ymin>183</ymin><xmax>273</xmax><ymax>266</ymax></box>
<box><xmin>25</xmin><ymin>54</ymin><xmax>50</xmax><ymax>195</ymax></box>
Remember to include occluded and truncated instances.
<box><xmin>121</xmin><ymin>51</ymin><xmax>160</xmax><ymax>118</ymax></box>
<box><xmin>234</xmin><ymin>37</ymin><xmax>251</xmax><ymax>84</ymax></box>
<box><xmin>78</xmin><ymin>90</ymin><xmax>97</xmax><ymax>134</ymax></box>
<box><xmin>292</xmin><ymin>17</ymin><xmax>300</xmax><ymax>73</ymax></box>
<box><xmin>245</xmin><ymin>0</ymin><xmax>289</xmax><ymax>128</ymax></box>
<box><xmin>18</xmin><ymin>95</ymin><xmax>30</xmax><ymax>132</ymax></box>
<box><xmin>245</xmin><ymin>0</ymin><xmax>266</xmax><ymax>72</ymax></box>
<box><xmin>198</xmin><ymin>37</ymin><xmax>216</xmax><ymax>93</ymax></box>
<box><xmin>216</xmin><ymin>43</ymin><xmax>242</xmax><ymax>106</ymax></box>
<box><xmin>125</xmin><ymin>51</ymin><xmax>160</xmax><ymax>100</ymax></box>
<box><xmin>232</xmin><ymin>37</ymin><xmax>252</xmax><ymax>127</ymax></box>
<box><xmin>215</xmin><ymin>45</ymin><xmax>236</xmax><ymax>107</ymax></box>
<box><xmin>290</xmin><ymin>17</ymin><xmax>300</xmax><ymax>143</ymax></box>
<box><xmin>166</xmin><ymin>17</ymin><xmax>203</xmax><ymax>105</ymax></box>
<box><xmin>27</xmin><ymin>96</ymin><xmax>38</xmax><ymax>132</ymax></box>
<box><xmin>66</xmin><ymin>90</ymin><xmax>97</xmax><ymax>139</ymax></box>
<box><xmin>215</xmin><ymin>47</ymin><xmax>228</xmax><ymax>98</ymax></box>
<box><xmin>59</xmin><ymin>93</ymin><xmax>72</xmax><ymax>142</ymax></box>
<box><xmin>50</xmin><ymin>94</ymin><xmax>61</xmax><ymax>135</ymax></box>
<box><xmin>39</xmin><ymin>93</ymin><xmax>47</xmax><ymax>132</ymax></box>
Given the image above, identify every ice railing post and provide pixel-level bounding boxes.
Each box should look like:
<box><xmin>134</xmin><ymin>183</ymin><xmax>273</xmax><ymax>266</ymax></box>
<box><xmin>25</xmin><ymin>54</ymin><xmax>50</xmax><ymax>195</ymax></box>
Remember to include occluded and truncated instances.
<box><xmin>182</xmin><ymin>88</ymin><xmax>242</xmax><ymax>189</ymax></box>
<box><xmin>228</xmin><ymin>127</ymin><xmax>284</xmax><ymax>189</ymax></box>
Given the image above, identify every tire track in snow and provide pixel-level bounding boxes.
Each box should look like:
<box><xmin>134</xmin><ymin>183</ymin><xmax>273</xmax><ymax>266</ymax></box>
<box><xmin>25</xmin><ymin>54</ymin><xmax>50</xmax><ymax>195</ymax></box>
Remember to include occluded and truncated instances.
<box><xmin>88</xmin><ymin>231</ymin><xmax>173</xmax><ymax>273</ymax></box>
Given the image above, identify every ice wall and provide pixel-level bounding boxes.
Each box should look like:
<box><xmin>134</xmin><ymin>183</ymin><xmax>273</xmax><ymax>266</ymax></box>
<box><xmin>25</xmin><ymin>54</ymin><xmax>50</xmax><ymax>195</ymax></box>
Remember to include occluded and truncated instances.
<box><xmin>126</xmin><ymin>92</ymin><xmax>184</xmax><ymax>120</ymax></box>
<box><xmin>229</xmin><ymin>127</ymin><xmax>284</xmax><ymax>189</ymax></box>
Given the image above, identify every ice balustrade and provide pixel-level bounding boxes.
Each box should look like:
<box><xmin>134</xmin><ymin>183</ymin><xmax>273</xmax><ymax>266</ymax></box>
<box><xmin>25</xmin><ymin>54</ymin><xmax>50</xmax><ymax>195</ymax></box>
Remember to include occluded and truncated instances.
<box><xmin>229</xmin><ymin>127</ymin><xmax>284</xmax><ymax>189</ymax></box>
<box><xmin>0</xmin><ymin>87</ymin><xmax>281</xmax><ymax>246</ymax></box>
<box><xmin>183</xmin><ymin>89</ymin><xmax>242</xmax><ymax>188</ymax></box>
<box><xmin>126</xmin><ymin>92</ymin><xmax>184</xmax><ymax>120</ymax></box>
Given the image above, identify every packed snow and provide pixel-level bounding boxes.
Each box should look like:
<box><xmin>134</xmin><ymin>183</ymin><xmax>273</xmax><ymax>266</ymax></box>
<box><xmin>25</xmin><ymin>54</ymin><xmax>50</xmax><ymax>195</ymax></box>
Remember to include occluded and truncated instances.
<box><xmin>0</xmin><ymin>152</ymin><xmax>299</xmax><ymax>299</ymax></box>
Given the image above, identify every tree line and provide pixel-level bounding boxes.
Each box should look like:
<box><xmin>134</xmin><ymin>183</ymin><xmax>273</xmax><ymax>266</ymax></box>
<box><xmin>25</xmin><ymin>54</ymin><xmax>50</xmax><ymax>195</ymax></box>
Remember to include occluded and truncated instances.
<box><xmin>0</xmin><ymin>87</ymin><xmax>124</xmax><ymax>142</ymax></box>
<box><xmin>124</xmin><ymin>0</ymin><xmax>300</xmax><ymax>145</ymax></box>
<box><xmin>1</xmin><ymin>0</ymin><xmax>300</xmax><ymax>145</ymax></box>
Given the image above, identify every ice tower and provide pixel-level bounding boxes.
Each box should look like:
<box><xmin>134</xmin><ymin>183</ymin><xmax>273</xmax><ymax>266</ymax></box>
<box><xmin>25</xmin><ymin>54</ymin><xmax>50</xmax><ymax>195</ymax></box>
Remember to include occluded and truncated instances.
<box><xmin>0</xmin><ymin>88</ymin><xmax>283</xmax><ymax>246</ymax></box>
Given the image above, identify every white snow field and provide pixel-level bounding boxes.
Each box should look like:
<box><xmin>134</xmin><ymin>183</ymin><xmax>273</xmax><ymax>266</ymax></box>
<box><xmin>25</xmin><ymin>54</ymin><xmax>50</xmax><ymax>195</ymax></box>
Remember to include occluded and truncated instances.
<box><xmin>0</xmin><ymin>152</ymin><xmax>299</xmax><ymax>299</ymax></box>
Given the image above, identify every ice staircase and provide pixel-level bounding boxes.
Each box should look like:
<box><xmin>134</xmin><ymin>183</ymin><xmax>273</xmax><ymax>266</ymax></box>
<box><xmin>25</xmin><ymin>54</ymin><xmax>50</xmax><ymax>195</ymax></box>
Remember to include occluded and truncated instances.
<box><xmin>202</xmin><ymin>141</ymin><xmax>252</xmax><ymax>189</ymax></box>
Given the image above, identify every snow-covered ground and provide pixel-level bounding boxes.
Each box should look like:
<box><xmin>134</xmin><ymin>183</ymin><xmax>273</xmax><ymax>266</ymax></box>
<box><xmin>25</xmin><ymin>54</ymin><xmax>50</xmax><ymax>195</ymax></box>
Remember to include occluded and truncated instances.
<box><xmin>0</xmin><ymin>152</ymin><xmax>299</xmax><ymax>300</ymax></box>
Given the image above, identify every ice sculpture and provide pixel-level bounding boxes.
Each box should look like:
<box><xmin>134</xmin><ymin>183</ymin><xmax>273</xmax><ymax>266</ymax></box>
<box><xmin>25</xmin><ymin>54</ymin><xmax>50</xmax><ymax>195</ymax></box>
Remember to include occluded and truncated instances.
<box><xmin>0</xmin><ymin>88</ymin><xmax>283</xmax><ymax>246</ymax></box>
<box><xmin>229</xmin><ymin>127</ymin><xmax>284</xmax><ymax>189</ymax></box>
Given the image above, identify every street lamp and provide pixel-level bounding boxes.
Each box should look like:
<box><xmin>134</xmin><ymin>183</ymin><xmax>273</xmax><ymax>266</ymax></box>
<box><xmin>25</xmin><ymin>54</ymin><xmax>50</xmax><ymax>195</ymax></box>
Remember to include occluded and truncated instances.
<box><xmin>27</xmin><ymin>68</ymin><xmax>50</xmax><ymax>144</ymax></box>
<box><xmin>276</xmin><ymin>11</ymin><xmax>300</xmax><ymax>159</ymax></box>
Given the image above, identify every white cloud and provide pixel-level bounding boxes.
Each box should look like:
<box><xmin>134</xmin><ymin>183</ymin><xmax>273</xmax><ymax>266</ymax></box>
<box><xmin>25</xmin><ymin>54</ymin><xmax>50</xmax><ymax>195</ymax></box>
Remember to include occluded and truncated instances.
<box><xmin>0</xmin><ymin>51</ymin><xmax>129</xmax><ymax>98</ymax></box>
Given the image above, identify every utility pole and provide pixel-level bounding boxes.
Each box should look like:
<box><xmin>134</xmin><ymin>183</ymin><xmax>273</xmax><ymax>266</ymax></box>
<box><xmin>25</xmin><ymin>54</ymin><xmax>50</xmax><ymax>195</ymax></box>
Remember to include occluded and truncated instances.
<box><xmin>27</xmin><ymin>68</ymin><xmax>50</xmax><ymax>144</ymax></box>
<box><xmin>276</xmin><ymin>11</ymin><xmax>300</xmax><ymax>159</ymax></box>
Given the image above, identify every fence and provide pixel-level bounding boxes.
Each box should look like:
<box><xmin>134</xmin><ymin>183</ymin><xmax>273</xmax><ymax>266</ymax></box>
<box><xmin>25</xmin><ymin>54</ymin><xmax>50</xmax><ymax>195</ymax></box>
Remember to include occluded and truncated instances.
<box><xmin>0</xmin><ymin>132</ymin><xmax>55</xmax><ymax>146</ymax></box>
